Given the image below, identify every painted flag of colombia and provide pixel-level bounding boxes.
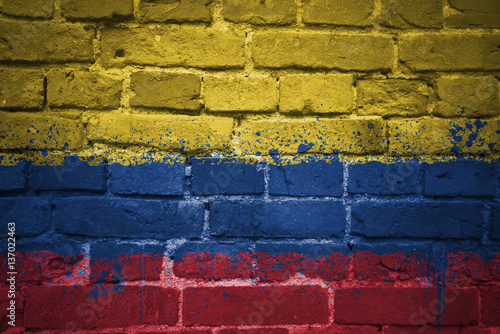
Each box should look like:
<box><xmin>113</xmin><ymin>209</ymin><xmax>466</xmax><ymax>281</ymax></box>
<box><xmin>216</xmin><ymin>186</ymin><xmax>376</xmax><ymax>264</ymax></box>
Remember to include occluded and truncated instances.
<box><xmin>0</xmin><ymin>0</ymin><xmax>500</xmax><ymax>333</ymax></box>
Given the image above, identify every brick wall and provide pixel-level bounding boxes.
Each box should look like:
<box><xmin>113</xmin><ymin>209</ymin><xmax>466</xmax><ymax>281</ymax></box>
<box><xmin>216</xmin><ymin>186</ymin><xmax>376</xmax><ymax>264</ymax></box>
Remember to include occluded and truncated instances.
<box><xmin>0</xmin><ymin>0</ymin><xmax>499</xmax><ymax>333</ymax></box>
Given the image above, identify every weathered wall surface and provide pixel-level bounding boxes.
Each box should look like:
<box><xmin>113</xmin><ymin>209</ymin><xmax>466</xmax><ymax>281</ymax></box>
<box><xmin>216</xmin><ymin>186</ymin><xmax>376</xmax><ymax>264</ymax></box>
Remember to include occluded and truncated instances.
<box><xmin>0</xmin><ymin>0</ymin><xmax>499</xmax><ymax>333</ymax></box>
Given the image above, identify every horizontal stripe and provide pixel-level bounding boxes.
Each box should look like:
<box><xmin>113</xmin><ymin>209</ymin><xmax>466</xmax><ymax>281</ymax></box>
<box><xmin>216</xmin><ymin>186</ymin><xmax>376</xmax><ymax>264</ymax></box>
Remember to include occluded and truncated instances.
<box><xmin>2</xmin><ymin>250</ymin><xmax>499</xmax><ymax>331</ymax></box>
<box><xmin>1</xmin><ymin>112</ymin><xmax>500</xmax><ymax>160</ymax></box>
<box><xmin>4</xmin><ymin>250</ymin><xmax>499</xmax><ymax>285</ymax></box>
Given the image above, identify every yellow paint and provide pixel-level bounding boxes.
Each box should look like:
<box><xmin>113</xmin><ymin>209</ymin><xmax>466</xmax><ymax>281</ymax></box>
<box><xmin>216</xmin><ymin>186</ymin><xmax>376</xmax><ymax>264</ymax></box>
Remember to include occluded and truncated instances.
<box><xmin>235</xmin><ymin>117</ymin><xmax>386</xmax><ymax>156</ymax></box>
<box><xmin>87</xmin><ymin>113</ymin><xmax>235</xmax><ymax>153</ymax></box>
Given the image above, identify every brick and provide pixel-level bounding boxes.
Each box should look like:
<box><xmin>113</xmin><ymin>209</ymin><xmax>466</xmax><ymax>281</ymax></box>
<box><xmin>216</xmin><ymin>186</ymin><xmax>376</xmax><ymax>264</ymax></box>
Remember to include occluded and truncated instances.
<box><xmin>387</xmin><ymin>118</ymin><xmax>500</xmax><ymax>156</ymax></box>
<box><xmin>183</xmin><ymin>286</ymin><xmax>328</xmax><ymax>325</ymax></box>
<box><xmin>90</xmin><ymin>241</ymin><xmax>164</xmax><ymax>283</ymax></box>
<box><xmin>0</xmin><ymin>285</ymin><xmax>24</xmax><ymax>331</ymax></box>
<box><xmin>492</xmin><ymin>204</ymin><xmax>500</xmax><ymax>240</ymax></box>
<box><xmin>434</xmin><ymin>77</ymin><xmax>499</xmax><ymax>117</ymax></box>
<box><xmin>480</xmin><ymin>286</ymin><xmax>500</xmax><ymax>325</ymax></box>
<box><xmin>2</xmin><ymin>0</ymin><xmax>53</xmax><ymax>18</ymax></box>
<box><xmin>279</xmin><ymin>74</ymin><xmax>354</xmax><ymax>114</ymax></box>
<box><xmin>385</xmin><ymin>326</ymin><xmax>459</xmax><ymax>334</ymax></box>
<box><xmin>218</xmin><ymin>329</ymin><xmax>288</xmax><ymax>334</ymax></box>
<box><xmin>0</xmin><ymin>20</ymin><xmax>94</xmax><ymax>62</ymax></box>
<box><xmin>60</xmin><ymin>0</ymin><xmax>134</xmax><ymax>20</ymax></box>
<box><xmin>0</xmin><ymin>112</ymin><xmax>83</xmax><ymax>150</ymax></box>
<box><xmin>379</xmin><ymin>0</ymin><xmax>443</xmax><ymax>28</ymax></box>
<box><xmin>351</xmin><ymin>201</ymin><xmax>483</xmax><ymax>239</ymax></box>
<box><xmin>32</xmin><ymin>156</ymin><xmax>106</xmax><ymax>191</ymax></box>
<box><xmin>54</xmin><ymin>197</ymin><xmax>204</xmax><ymax>239</ymax></box>
<box><xmin>0</xmin><ymin>198</ymin><xmax>50</xmax><ymax>237</ymax></box>
<box><xmin>352</xmin><ymin>245</ymin><xmax>429</xmax><ymax>283</ymax></box>
<box><xmin>0</xmin><ymin>162</ymin><xmax>27</xmax><ymax>191</ymax></box>
<box><xmin>399</xmin><ymin>34</ymin><xmax>500</xmax><ymax>71</ymax></box>
<box><xmin>269</xmin><ymin>159</ymin><xmax>344</xmax><ymax>197</ymax></box>
<box><xmin>253</xmin><ymin>31</ymin><xmax>394</xmax><ymax>71</ymax></box>
<box><xmin>138</xmin><ymin>0</ymin><xmax>213</xmax><ymax>22</ymax></box>
<box><xmin>130</xmin><ymin>72</ymin><xmax>201</xmax><ymax>110</ymax></box>
<box><xmin>302</xmin><ymin>0</ymin><xmax>374</xmax><ymax>26</ymax></box>
<box><xmin>335</xmin><ymin>287</ymin><xmax>479</xmax><ymax>325</ymax></box>
<box><xmin>204</xmin><ymin>75</ymin><xmax>277</xmax><ymax>112</ymax></box>
<box><xmin>0</xmin><ymin>68</ymin><xmax>44</xmax><ymax>109</ymax></box>
<box><xmin>423</xmin><ymin>160</ymin><xmax>496</xmax><ymax>197</ymax></box>
<box><xmin>140</xmin><ymin>331</ymin><xmax>211</xmax><ymax>334</ymax></box>
<box><xmin>87</xmin><ymin>114</ymin><xmax>234</xmax><ymax>153</ymax></box>
<box><xmin>101</xmin><ymin>26</ymin><xmax>245</xmax><ymax>68</ymax></box>
<box><xmin>173</xmin><ymin>242</ymin><xmax>254</xmax><ymax>280</ymax></box>
<box><xmin>357</xmin><ymin>79</ymin><xmax>428</xmax><ymax>117</ymax></box>
<box><xmin>348</xmin><ymin>161</ymin><xmax>418</xmax><ymax>195</ymax></box>
<box><xmin>446</xmin><ymin>252</ymin><xmax>495</xmax><ymax>285</ymax></box>
<box><xmin>16</xmin><ymin>243</ymin><xmax>84</xmax><ymax>283</ymax></box>
<box><xmin>110</xmin><ymin>162</ymin><xmax>185</xmax><ymax>195</ymax></box>
<box><xmin>210</xmin><ymin>200</ymin><xmax>345</xmax><ymax>238</ymax></box>
<box><xmin>446</xmin><ymin>0</ymin><xmax>500</xmax><ymax>29</ymax></box>
<box><xmin>224</xmin><ymin>0</ymin><xmax>296</xmax><ymax>25</ymax></box>
<box><xmin>294</xmin><ymin>325</ymin><xmax>380</xmax><ymax>334</ymax></box>
<box><xmin>24</xmin><ymin>285</ymin><xmax>179</xmax><ymax>328</ymax></box>
<box><xmin>47</xmin><ymin>70</ymin><xmax>122</xmax><ymax>109</ymax></box>
<box><xmin>191</xmin><ymin>158</ymin><xmax>264</xmax><ymax>195</ymax></box>
<box><xmin>255</xmin><ymin>243</ymin><xmax>350</xmax><ymax>282</ymax></box>
<box><xmin>460</xmin><ymin>328</ymin><xmax>498</xmax><ymax>334</ymax></box>
<box><xmin>236</xmin><ymin>118</ymin><xmax>386</xmax><ymax>155</ymax></box>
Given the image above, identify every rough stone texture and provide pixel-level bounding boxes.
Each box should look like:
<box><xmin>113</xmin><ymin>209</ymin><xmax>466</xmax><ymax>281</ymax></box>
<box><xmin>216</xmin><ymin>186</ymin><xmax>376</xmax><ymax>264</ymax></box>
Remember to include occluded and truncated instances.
<box><xmin>295</xmin><ymin>325</ymin><xmax>380</xmax><ymax>334</ymax></box>
<box><xmin>86</xmin><ymin>114</ymin><xmax>234</xmax><ymax>153</ymax></box>
<box><xmin>191</xmin><ymin>158</ymin><xmax>265</xmax><ymax>195</ymax></box>
<box><xmin>32</xmin><ymin>157</ymin><xmax>106</xmax><ymax>191</ymax></box>
<box><xmin>280</xmin><ymin>74</ymin><xmax>354</xmax><ymax>113</ymax></box>
<box><xmin>0</xmin><ymin>68</ymin><xmax>44</xmax><ymax>109</ymax></box>
<box><xmin>351</xmin><ymin>201</ymin><xmax>483</xmax><ymax>239</ymax></box>
<box><xmin>253</xmin><ymin>31</ymin><xmax>394</xmax><ymax>71</ymax></box>
<box><xmin>446</xmin><ymin>0</ymin><xmax>500</xmax><ymax>29</ymax></box>
<box><xmin>434</xmin><ymin>77</ymin><xmax>499</xmax><ymax>117</ymax></box>
<box><xmin>204</xmin><ymin>76</ymin><xmax>277</xmax><ymax>112</ymax></box>
<box><xmin>269</xmin><ymin>159</ymin><xmax>344</xmax><ymax>196</ymax></box>
<box><xmin>24</xmin><ymin>285</ymin><xmax>179</xmax><ymax>328</ymax></box>
<box><xmin>0</xmin><ymin>2</ymin><xmax>499</xmax><ymax>332</ymax></box>
<box><xmin>47</xmin><ymin>70</ymin><xmax>122</xmax><ymax>109</ymax></box>
<box><xmin>183</xmin><ymin>286</ymin><xmax>328</xmax><ymax>325</ymax></box>
<box><xmin>379</xmin><ymin>0</ymin><xmax>443</xmax><ymax>28</ymax></box>
<box><xmin>385</xmin><ymin>327</ymin><xmax>459</xmax><ymax>334</ymax></box>
<box><xmin>388</xmin><ymin>118</ymin><xmax>500</xmax><ymax>155</ymax></box>
<box><xmin>138</xmin><ymin>0</ymin><xmax>213</xmax><ymax>22</ymax></box>
<box><xmin>302</xmin><ymin>0</ymin><xmax>374</xmax><ymax>26</ymax></box>
<box><xmin>335</xmin><ymin>287</ymin><xmax>479</xmax><ymax>325</ymax></box>
<box><xmin>2</xmin><ymin>0</ymin><xmax>53</xmax><ymax>18</ymax></box>
<box><xmin>0</xmin><ymin>112</ymin><xmax>83</xmax><ymax>150</ymax></box>
<box><xmin>0</xmin><ymin>20</ymin><xmax>94</xmax><ymax>62</ymax></box>
<box><xmin>480</xmin><ymin>286</ymin><xmax>500</xmax><ymax>325</ymax></box>
<box><xmin>60</xmin><ymin>0</ymin><xmax>134</xmax><ymax>20</ymax></box>
<box><xmin>0</xmin><ymin>161</ymin><xmax>27</xmax><ymax>191</ymax></box>
<box><xmin>348</xmin><ymin>161</ymin><xmax>418</xmax><ymax>195</ymax></box>
<box><xmin>101</xmin><ymin>26</ymin><xmax>245</xmax><ymax>68</ymax></box>
<box><xmin>357</xmin><ymin>79</ymin><xmax>428</xmax><ymax>117</ymax></box>
<box><xmin>236</xmin><ymin>118</ymin><xmax>386</xmax><ymax>155</ymax></box>
<box><xmin>110</xmin><ymin>162</ymin><xmax>185</xmax><ymax>195</ymax></box>
<box><xmin>423</xmin><ymin>160</ymin><xmax>496</xmax><ymax>197</ymax></box>
<box><xmin>399</xmin><ymin>33</ymin><xmax>500</xmax><ymax>71</ymax></box>
<box><xmin>54</xmin><ymin>198</ymin><xmax>204</xmax><ymax>238</ymax></box>
<box><xmin>0</xmin><ymin>198</ymin><xmax>51</xmax><ymax>236</ymax></box>
<box><xmin>89</xmin><ymin>241</ymin><xmax>164</xmax><ymax>282</ymax></box>
<box><xmin>130</xmin><ymin>72</ymin><xmax>201</xmax><ymax>110</ymax></box>
<box><xmin>223</xmin><ymin>0</ymin><xmax>296</xmax><ymax>25</ymax></box>
<box><xmin>490</xmin><ymin>204</ymin><xmax>500</xmax><ymax>240</ymax></box>
<box><xmin>210</xmin><ymin>200</ymin><xmax>345</xmax><ymax>238</ymax></box>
